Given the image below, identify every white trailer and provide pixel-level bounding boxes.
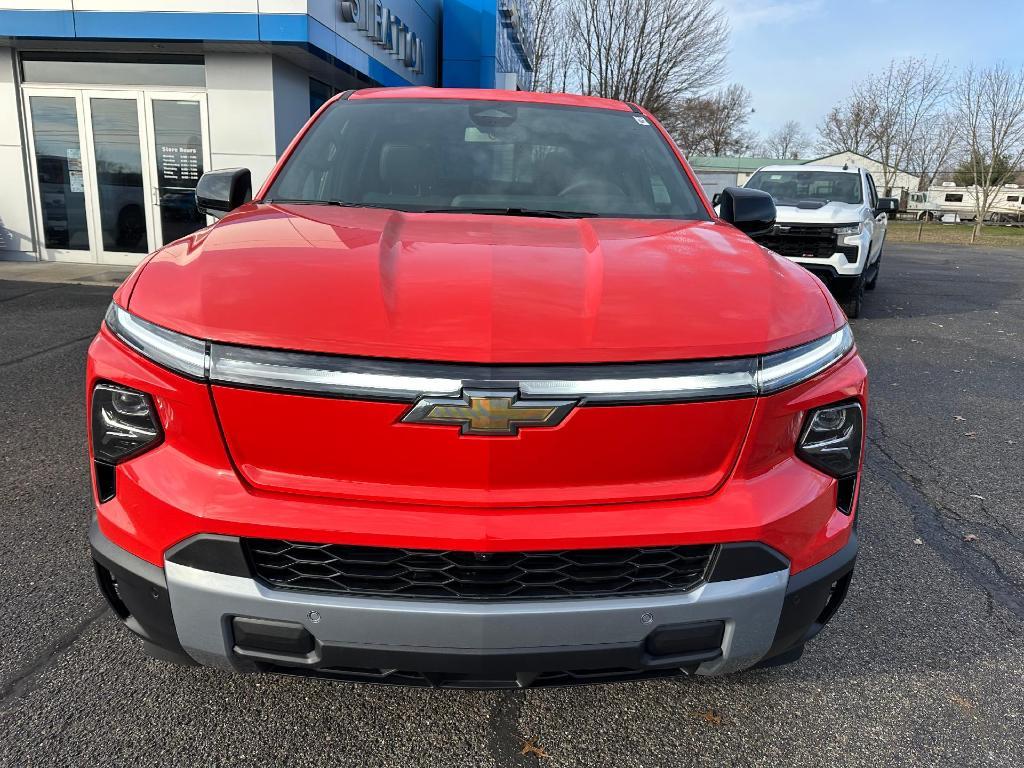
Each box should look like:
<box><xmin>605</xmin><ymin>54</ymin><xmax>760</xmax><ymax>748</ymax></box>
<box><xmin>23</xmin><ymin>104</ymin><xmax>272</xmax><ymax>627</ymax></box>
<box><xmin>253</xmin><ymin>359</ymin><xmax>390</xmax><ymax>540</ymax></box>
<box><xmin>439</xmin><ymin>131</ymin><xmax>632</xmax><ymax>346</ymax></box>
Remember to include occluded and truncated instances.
<box><xmin>907</xmin><ymin>182</ymin><xmax>1024</xmax><ymax>223</ymax></box>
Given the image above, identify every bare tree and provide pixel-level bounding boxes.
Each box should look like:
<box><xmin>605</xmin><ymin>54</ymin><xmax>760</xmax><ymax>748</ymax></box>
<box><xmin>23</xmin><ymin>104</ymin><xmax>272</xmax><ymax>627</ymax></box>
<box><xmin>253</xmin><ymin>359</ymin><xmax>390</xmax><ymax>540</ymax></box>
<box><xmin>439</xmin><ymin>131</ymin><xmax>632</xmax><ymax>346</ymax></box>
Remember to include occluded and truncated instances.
<box><xmin>863</xmin><ymin>58</ymin><xmax>951</xmax><ymax>196</ymax></box>
<box><xmin>565</xmin><ymin>0</ymin><xmax>728</xmax><ymax>121</ymax></box>
<box><xmin>760</xmin><ymin>120</ymin><xmax>811</xmax><ymax>159</ymax></box>
<box><xmin>665</xmin><ymin>84</ymin><xmax>756</xmax><ymax>156</ymax></box>
<box><xmin>528</xmin><ymin>0</ymin><xmax>568</xmax><ymax>93</ymax></box>
<box><xmin>817</xmin><ymin>100</ymin><xmax>879</xmax><ymax>156</ymax></box>
<box><xmin>818</xmin><ymin>58</ymin><xmax>950</xmax><ymax>196</ymax></box>
<box><xmin>908</xmin><ymin>112</ymin><xmax>958</xmax><ymax>190</ymax></box>
<box><xmin>951</xmin><ymin>63</ymin><xmax>1024</xmax><ymax>239</ymax></box>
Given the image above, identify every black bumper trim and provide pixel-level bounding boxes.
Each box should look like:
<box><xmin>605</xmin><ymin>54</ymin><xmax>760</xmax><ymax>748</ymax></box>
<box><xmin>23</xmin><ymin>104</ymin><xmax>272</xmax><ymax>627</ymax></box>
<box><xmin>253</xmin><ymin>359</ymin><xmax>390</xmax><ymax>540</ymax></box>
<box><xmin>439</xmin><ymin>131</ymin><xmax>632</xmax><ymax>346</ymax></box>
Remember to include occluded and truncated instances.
<box><xmin>240</xmin><ymin>634</ymin><xmax>725</xmax><ymax>689</ymax></box>
<box><xmin>166</xmin><ymin>534</ymin><xmax>790</xmax><ymax>590</ymax></box>
<box><xmin>761</xmin><ymin>532</ymin><xmax>858</xmax><ymax>664</ymax></box>
<box><xmin>89</xmin><ymin>518</ymin><xmax>193</xmax><ymax>663</ymax></box>
<box><xmin>165</xmin><ymin>533</ymin><xmax>249</xmax><ymax>578</ymax></box>
<box><xmin>708</xmin><ymin>542</ymin><xmax>789</xmax><ymax>582</ymax></box>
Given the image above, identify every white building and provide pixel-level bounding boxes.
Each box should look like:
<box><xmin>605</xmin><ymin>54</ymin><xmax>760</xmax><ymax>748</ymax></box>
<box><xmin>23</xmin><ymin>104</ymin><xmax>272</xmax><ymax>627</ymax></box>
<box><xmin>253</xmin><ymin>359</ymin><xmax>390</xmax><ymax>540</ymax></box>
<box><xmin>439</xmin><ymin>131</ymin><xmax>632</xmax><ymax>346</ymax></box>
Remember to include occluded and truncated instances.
<box><xmin>0</xmin><ymin>1</ymin><xmax>534</xmax><ymax>266</ymax></box>
<box><xmin>804</xmin><ymin>152</ymin><xmax>920</xmax><ymax>200</ymax></box>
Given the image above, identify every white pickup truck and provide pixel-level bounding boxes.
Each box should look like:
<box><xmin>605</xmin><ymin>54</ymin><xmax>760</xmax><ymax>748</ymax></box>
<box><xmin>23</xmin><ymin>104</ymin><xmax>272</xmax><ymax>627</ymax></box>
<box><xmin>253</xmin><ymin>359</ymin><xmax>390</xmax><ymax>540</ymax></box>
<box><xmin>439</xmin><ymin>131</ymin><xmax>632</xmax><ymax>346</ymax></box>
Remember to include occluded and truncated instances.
<box><xmin>739</xmin><ymin>164</ymin><xmax>898</xmax><ymax>318</ymax></box>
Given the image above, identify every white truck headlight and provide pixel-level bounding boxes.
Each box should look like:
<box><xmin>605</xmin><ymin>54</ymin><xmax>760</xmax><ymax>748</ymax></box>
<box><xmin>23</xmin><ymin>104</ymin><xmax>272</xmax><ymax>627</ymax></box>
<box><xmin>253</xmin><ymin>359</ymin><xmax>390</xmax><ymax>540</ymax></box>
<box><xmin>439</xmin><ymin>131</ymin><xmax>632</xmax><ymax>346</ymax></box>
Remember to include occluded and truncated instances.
<box><xmin>834</xmin><ymin>222</ymin><xmax>864</xmax><ymax>236</ymax></box>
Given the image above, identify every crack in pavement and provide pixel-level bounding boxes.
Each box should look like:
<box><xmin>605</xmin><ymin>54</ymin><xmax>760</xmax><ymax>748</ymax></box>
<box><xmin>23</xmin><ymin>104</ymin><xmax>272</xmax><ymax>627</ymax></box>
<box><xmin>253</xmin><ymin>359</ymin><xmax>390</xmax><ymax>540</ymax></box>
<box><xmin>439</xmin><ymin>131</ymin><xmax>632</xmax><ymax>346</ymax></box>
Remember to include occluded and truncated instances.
<box><xmin>0</xmin><ymin>284</ymin><xmax>60</xmax><ymax>304</ymax></box>
<box><xmin>867</xmin><ymin>436</ymin><xmax>1024</xmax><ymax>621</ymax></box>
<box><xmin>0</xmin><ymin>600</ymin><xmax>110</xmax><ymax>712</ymax></box>
<box><xmin>0</xmin><ymin>334</ymin><xmax>95</xmax><ymax>370</ymax></box>
<box><xmin>870</xmin><ymin>416</ymin><xmax>1024</xmax><ymax>550</ymax></box>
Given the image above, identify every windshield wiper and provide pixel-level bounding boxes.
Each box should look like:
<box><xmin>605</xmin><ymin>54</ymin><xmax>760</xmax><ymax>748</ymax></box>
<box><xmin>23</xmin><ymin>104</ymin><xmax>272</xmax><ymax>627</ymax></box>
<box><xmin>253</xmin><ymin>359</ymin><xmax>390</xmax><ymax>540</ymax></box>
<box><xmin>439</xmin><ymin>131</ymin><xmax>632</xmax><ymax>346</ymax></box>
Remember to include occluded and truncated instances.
<box><xmin>265</xmin><ymin>199</ymin><xmax>391</xmax><ymax>209</ymax></box>
<box><xmin>422</xmin><ymin>207</ymin><xmax>598</xmax><ymax>219</ymax></box>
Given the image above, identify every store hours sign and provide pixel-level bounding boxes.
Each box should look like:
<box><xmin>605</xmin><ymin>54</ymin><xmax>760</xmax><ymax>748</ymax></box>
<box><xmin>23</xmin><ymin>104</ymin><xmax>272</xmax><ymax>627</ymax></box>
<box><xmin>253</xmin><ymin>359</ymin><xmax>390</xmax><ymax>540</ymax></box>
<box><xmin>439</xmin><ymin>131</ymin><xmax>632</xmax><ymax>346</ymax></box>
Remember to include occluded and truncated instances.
<box><xmin>339</xmin><ymin>0</ymin><xmax>425</xmax><ymax>75</ymax></box>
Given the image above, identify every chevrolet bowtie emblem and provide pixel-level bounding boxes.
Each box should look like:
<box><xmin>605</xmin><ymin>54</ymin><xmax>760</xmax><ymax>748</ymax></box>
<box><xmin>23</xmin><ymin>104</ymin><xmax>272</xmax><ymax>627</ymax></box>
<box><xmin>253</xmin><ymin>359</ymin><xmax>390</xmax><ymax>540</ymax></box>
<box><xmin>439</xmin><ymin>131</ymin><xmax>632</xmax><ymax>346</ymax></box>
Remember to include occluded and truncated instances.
<box><xmin>401</xmin><ymin>390</ymin><xmax>577</xmax><ymax>436</ymax></box>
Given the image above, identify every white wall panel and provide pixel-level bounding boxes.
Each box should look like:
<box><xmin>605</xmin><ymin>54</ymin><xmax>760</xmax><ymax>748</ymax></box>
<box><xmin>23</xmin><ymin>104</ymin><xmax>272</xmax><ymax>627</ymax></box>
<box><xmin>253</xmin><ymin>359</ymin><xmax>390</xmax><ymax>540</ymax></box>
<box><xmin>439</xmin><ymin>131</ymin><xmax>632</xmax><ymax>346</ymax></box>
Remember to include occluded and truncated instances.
<box><xmin>206</xmin><ymin>53</ymin><xmax>276</xmax><ymax>157</ymax></box>
<box><xmin>272</xmin><ymin>55</ymin><xmax>309</xmax><ymax>155</ymax></box>
<box><xmin>71</xmin><ymin>1</ymin><xmax>258</xmax><ymax>12</ymax></box>
<box><xmin>206</xmin><ymin>53</ymin><xmax>292</xmax><ymax>193</ymax></box>
<box><xmin>0</xmin><ymin>2</ymin><xmax>71</xmax><ymax>10</ymax></box>
<box><xmin>0</xmin><ymin>145</ymin><xmax>37</xmax><ymax>256</ymax></box>
<box><xmin>211</xmin><ymin>152</ymin><xmax>276</xmax><ymax>192</ymax></box>
<box><xmin>0</xmin><ymin>48</ymin><xmax>36</xmax><ymax>258</ymax></box>
<box><xmin>257</xmin><ymin>0</ymin><xmax>309</xmax><ymax>13</ymax></box>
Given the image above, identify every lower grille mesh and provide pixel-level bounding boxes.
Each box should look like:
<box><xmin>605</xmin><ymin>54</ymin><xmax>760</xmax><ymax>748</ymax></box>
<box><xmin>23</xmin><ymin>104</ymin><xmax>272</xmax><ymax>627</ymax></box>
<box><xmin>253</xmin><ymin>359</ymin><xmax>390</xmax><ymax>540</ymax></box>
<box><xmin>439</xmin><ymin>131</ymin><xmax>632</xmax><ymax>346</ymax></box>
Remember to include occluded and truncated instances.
<box><xmin>245</xmin><ymin>540</ymin><xmax>717</xmax><ymax>600</ymax></box>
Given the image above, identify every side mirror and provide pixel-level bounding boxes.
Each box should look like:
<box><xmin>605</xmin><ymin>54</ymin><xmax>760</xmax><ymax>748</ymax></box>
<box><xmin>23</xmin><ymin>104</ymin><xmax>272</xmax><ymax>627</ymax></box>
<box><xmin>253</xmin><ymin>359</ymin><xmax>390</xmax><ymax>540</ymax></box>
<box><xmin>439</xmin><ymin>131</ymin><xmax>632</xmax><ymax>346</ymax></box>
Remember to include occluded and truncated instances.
<box><xmin>876</xmin><ymin>197</ymin><xmax>899</xmax><ymax>218</ymax></box>
<box><xmin>196</xmin><ymin>168</ymin><xmax>252</xmax><ymax>218</ymax></box>
<box><xmin>718</xmin><ymin>186</ymin><xmax>776</xmax><ymax>237</ymax></box>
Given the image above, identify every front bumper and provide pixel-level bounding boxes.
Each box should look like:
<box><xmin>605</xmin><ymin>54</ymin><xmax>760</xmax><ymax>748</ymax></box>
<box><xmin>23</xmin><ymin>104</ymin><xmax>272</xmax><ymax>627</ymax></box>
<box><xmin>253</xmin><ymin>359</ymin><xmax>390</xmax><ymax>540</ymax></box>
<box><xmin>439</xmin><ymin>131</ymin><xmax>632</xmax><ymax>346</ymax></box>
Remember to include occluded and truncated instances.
<box><xmin>90</xmin><ymin>520</ymin><xmax>857</xmax><ymax>687</ymax></box>
<box><xmin>784</xmin><ymin>232</ymin><xmax>869</xmax><ymax>279</ymax></box>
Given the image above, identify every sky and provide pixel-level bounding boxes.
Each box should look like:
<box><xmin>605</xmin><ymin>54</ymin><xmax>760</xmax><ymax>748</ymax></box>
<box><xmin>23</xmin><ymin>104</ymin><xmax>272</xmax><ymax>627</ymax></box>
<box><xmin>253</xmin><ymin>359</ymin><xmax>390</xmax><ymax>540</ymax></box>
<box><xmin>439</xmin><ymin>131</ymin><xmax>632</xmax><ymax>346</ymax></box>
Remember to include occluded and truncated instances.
<box><xmin>718</xmin><ymin>0</ymin><xmax>1024</xmax><ymax>144</ymax></box>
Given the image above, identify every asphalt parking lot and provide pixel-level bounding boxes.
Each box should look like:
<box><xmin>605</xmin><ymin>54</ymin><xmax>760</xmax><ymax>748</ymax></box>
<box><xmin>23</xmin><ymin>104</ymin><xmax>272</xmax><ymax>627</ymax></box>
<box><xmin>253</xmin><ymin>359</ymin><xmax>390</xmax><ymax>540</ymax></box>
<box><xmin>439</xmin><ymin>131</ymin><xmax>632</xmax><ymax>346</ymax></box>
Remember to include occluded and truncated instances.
<box><xmin>0</xmin><ymin>243</ymin><xmax>1021</xmax><ymax>767</ymax></box>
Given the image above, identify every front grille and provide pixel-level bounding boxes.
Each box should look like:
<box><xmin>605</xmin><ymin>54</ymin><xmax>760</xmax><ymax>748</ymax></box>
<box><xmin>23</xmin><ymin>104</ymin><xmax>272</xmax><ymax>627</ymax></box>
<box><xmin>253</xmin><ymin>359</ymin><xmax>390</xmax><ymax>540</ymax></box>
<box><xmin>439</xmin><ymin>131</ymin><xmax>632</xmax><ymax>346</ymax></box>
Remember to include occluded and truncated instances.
<box><xmin>245</xmin><ymin>540</ymin><xmax>717</xmax><ymax>600</ymax></box>
<box><xmin>774</xmin><ymin>224</ymin><xmax>837</xmax><ymax>237</ymax></box>
<box><xmin>756</xmin><ymin>233</ymin><xmax>839</xmax><ymax>259</ymax></box>
<box><xmin>753</xmin><ymin>223</ymin><xmax>862</xmax><ymax>261</ymax></box>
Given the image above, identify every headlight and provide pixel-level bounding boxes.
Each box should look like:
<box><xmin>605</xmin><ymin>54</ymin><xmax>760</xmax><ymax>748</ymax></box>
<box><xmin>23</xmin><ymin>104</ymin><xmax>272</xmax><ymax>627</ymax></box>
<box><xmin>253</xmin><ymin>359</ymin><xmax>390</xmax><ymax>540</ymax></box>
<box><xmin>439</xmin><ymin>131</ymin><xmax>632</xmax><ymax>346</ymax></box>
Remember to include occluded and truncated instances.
<box><xmin>834</xmin><ymin>222</ymin><xmax>864</xmax><ymax>236</ymax></box>
<box><xmin>757</xmin><ymin>325</ymin><xmax>854</xmax><ymax>394</ymax></box>
<box><xmin>105</xmin><ymin>303</ymin><xmax>207</xmax><ymax>379</ymax></box>
<box><xmin>797</xmin><ymin>402</ymin><xmax>863</xmax><ymax>478</ymax></box>
<box><xmin>91</xmin><ymin>383</ymin><xmax>163</xmax><ymax>463</ymax></box>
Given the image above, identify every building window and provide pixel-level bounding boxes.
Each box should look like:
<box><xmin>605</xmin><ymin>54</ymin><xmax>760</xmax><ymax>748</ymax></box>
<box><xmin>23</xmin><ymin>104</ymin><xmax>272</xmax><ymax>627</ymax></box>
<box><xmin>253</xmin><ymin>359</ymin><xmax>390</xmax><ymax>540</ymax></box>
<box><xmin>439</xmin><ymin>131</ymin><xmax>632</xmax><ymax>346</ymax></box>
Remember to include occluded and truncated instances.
<box><xmin>1008</xmin><ymin>196</ymin><xmax>1020</xmax><ymax>202</ymax></box>
<box><xmin>21</xmin><ymin>53</ymin><xmax>205</xmax><ymax>87</ymax></box>
<box><xmin>944</xmin><ymin>193</ymin><xmax>964</xmax><ymax>203</ymax></box>
<box><xmin>310</xmin><ymin>79</ymin><xmax>334</xmax><ymax>116</ymax></box>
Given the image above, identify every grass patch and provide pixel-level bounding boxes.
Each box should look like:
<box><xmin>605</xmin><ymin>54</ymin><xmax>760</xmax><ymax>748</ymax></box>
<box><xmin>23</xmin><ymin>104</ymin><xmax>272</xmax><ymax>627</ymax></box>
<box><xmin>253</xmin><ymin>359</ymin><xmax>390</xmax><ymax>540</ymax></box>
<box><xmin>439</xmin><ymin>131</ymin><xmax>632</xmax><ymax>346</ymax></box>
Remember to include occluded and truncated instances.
<box><xmin>886</xmin><ymin>220</ymin><xmax>1024</xmax><ymax>250</ymax></box>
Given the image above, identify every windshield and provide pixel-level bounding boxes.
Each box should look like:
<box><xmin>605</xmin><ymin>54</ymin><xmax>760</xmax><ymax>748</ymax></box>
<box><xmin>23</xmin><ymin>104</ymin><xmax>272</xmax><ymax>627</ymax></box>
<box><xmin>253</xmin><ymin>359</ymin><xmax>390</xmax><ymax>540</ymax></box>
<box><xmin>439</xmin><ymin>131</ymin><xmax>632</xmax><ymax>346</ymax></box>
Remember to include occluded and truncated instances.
<box><xmin>266</xmin><ymin>99</ymin><xmax>708</xmax><ymax>220</ymax></box>
<box><xmin>746</xmin><ymin>170</ymin><xmax>863</xmax><ymax>206</ymax></box>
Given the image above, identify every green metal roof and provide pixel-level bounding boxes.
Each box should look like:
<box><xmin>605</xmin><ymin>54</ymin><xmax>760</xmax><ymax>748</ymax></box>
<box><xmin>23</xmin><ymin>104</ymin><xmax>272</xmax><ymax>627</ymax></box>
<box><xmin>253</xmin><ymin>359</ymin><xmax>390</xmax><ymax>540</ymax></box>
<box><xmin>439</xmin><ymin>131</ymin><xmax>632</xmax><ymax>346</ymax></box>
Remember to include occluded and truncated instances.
<box><xmin>686</xmin><ymin>155</ymin><xmax>805</xmax><ymax>172</ymax></box>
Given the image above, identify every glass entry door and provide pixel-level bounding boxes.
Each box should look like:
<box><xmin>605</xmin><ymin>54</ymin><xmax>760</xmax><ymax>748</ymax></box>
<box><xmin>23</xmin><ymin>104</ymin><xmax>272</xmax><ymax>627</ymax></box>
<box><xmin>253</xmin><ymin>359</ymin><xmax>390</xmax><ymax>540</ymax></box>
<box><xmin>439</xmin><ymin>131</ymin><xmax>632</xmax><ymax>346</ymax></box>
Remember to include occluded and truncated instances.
<box><xmin>83</xmin><ymin>92</ymin><xmax>155</xmax><ymax>262</ymax></box>
<box><xmin>144</xmin><ymin>93</ymin><xmax>210</xmax><ymax>248</ymax></box>
<box><xmin>24</xmin><ymin>87</ymin><xmax>210</xmax><ymax>265</ymax></box>
<box><xmin>25</xmin><ymin>91</ymin><xmax>94</xmax><ymax>262</ymax></box>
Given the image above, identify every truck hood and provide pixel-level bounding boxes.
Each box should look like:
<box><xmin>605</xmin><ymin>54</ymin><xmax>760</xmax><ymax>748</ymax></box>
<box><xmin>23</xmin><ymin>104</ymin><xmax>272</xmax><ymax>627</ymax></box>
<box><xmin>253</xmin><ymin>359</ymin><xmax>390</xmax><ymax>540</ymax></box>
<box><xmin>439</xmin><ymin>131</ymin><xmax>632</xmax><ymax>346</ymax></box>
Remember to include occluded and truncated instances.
<box><xmin>774</xmin><ymin>201</ymin><xmax>864</xmax><ymax>226</ymax></box>
<box><xmin>127</xmin><ymin>203</ymin><xmax>839</xmax><ymax>364</ymax></box>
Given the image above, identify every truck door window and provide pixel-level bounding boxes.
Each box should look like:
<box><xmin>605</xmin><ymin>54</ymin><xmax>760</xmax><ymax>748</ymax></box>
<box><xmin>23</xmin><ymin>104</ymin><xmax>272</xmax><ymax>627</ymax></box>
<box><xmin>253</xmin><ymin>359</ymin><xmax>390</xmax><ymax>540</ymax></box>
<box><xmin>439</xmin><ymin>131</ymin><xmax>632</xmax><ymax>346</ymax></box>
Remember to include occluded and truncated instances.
<box><xmin>865</xmin><ymin>174</ymin><xmax>879</xmax><ymax>208</ymax></box>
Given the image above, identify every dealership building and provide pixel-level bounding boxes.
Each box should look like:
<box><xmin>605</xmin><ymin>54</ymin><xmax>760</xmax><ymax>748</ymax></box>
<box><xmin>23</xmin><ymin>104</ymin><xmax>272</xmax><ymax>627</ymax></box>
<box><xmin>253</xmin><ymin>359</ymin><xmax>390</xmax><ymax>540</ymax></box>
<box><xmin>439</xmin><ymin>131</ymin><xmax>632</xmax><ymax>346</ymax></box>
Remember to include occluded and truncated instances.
<box><xmin>0</xmin><ymin>1</ymin><xmax>533</xmax><ymax>265</ymax></box>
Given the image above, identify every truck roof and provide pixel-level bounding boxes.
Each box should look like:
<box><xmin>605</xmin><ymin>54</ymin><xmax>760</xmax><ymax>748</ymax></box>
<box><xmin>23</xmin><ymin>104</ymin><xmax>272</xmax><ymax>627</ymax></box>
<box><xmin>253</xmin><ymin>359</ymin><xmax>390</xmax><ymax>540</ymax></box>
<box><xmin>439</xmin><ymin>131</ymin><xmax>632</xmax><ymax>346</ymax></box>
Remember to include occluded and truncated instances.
<box><xmin>757</xmin><ymin>164</ymin><xmax>862</xmax><ymax>174</ymax></box>
<box><xmin>348</xmin><ymin>87</ymin><xmax>635</xmax><ymax>113</ymax></box>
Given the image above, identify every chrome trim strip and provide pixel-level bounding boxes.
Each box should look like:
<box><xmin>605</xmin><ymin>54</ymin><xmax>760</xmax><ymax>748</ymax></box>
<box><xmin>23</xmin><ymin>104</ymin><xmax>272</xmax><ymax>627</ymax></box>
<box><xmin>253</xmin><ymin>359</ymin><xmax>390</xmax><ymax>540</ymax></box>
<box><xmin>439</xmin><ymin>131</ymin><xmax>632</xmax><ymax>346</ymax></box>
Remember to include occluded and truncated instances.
<box><xmin>208</xmin><ymin>343</ymin><xmax>760</xmax><ymax>404</ymax></box>
<box><xmin>520</xmin><ymin>370</ymin><xmax>757</xmax><ymax>402</ymax></box>
<box><xmin>209</xmin><ymin>344</ymin><xmax>461</xmax><ymax>401</ymax></box>
<box><xmin>107</xmin><ymin>305</ymin><xmax>852</xmax><ymax>403</ymax></box>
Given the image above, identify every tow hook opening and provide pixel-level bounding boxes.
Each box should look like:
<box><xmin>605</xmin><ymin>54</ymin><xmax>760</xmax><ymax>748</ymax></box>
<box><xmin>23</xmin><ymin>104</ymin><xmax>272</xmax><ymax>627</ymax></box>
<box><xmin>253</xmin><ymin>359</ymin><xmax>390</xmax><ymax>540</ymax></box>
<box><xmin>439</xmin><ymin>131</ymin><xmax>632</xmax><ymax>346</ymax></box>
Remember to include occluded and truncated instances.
<box><xmin>232</xmin><ymin>617</ymin><xmax>316</xmax><ymax>659</ymax></box>
<box><xmin>806</xmin><ymin>571</ymin><xmax>854</xmax><ymax>642</ymax></box>
<box><xmin>94</xmin><ymin>560</ymin><xmax>131</xmax><ymax>622</ymax></box>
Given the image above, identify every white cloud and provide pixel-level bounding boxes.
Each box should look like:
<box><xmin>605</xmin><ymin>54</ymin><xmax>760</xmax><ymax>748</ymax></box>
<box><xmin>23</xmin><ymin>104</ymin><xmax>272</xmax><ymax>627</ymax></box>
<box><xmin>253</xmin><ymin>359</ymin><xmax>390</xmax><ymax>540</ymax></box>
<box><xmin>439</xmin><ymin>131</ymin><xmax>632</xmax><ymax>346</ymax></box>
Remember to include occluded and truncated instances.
<box><xmin>718</xmin><ymin>0</ymin><xmax>825</xmax><ymax>32</ymax></box>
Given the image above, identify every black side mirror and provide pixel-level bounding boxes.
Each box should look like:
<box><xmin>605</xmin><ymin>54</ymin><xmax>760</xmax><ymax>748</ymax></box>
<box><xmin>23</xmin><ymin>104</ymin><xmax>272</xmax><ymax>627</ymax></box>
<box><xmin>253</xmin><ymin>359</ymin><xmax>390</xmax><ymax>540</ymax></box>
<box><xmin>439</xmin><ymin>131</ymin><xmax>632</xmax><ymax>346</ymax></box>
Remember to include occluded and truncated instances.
<box><xmin>876</xmin><ymin>198</ymin><xmax>899</xmax><ymax>217</ymax></box>
<box><xmin>718</xmin><ymin>186</ymin><xmax>776</xmax><ymax>237</ymax></box>
<box><xmin>196</xmin><ymin>168</ymin><xmax>252</xmax><ymax>218</ymax></box>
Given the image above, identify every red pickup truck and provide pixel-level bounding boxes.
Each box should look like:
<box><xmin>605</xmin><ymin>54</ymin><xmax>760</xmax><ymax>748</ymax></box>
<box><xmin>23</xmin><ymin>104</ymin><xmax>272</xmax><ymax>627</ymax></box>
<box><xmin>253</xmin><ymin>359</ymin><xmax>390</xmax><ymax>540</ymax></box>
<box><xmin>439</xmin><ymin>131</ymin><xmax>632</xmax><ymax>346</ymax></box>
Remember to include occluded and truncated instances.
<box><xmin>88</xmin><ymin>88</ymin><xmax>864</xmax><ymax>688</ymax></box>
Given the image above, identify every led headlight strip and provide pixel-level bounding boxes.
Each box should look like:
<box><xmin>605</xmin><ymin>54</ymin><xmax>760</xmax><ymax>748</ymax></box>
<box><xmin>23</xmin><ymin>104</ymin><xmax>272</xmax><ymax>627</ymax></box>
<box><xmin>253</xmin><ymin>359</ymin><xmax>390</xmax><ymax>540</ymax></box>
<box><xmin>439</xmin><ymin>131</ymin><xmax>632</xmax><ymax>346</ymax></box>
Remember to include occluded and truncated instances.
<box><xmin>105</xmin><ymin>304</ymin><xmax>854</xmax><ymax>403</ymax></box>
<box><xmin>105</xmin><ymin>304</ymin><xmax>208</xmax><ymax>379</ymax></box>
